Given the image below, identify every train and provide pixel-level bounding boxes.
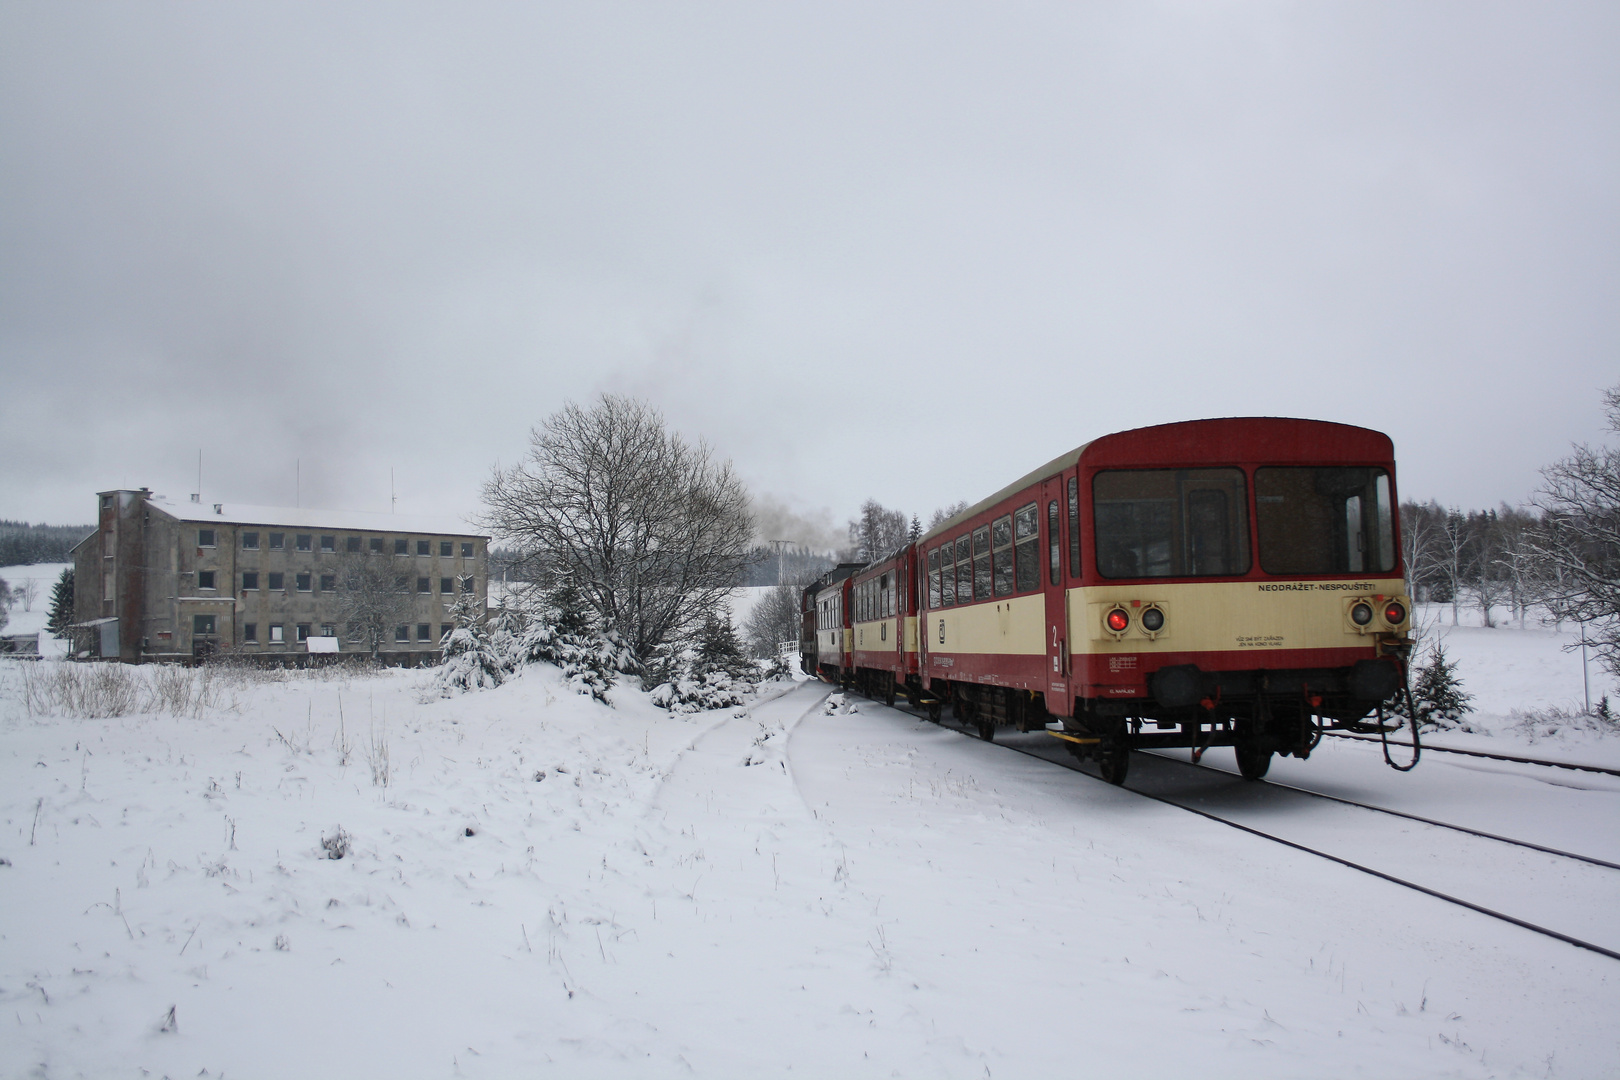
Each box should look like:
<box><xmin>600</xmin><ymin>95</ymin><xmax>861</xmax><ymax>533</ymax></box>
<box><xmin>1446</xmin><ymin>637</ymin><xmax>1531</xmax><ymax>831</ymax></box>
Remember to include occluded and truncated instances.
<box><xmin>801</xmin><ymin>417</ymin><xmax>1413</xmax><ymax>784</ymax></box>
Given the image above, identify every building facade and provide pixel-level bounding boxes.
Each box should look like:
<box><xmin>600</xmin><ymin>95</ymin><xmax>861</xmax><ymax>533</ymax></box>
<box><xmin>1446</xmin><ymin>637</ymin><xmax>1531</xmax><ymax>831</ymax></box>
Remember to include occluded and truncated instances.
<box><xmin>73</xmin><ymin>489</ymin><xmax>489</xmax><ymax>661</ymax></box>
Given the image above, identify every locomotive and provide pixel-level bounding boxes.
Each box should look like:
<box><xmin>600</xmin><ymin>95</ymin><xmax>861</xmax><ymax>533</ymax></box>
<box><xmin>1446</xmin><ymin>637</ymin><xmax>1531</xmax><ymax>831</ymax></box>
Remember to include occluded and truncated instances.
<box><xmin>801</xmin><ymin>418</ymin><xmax>1412</xmax><ymax>784</ymax></box>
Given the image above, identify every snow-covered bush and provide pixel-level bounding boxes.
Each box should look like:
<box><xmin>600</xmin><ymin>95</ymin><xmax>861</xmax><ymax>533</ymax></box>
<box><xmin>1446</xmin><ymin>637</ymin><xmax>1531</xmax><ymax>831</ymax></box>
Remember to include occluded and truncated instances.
<box><xmin>512</xmin><ymin>577</ymin><xmax>632</xmax><ymax>704</ymax></box>
<box><xmin>646</xmin><ymin>609</ymin><xmax>758</xmax><ymax>713</ymax></box>
<box><xmin>433</xmin><ymin>592</ymin><xmax>509</xmax><ymax>696</ymax></box>
<box><xmin>1389</xmin><ymin>642</ymin><xmax>1474</xmax><ymax>730</ymax></box>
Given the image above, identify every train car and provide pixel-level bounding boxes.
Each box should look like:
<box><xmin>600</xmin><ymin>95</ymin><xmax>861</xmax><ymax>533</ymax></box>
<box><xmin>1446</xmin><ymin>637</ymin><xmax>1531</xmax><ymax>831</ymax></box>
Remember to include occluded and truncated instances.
<box><xmin>845</xmin><ymin>546</ymin><xmax>922</xmax><ymax>706</ymax></box>
<box><xmin>913</xmin><ymin>417</ymin><xmax>1411</xmax><ymax>783</ymax></box>
<box><xmin>802</xmin><ymin>564</ymin><xmax>861</xmax><ymax>682</ymax></box>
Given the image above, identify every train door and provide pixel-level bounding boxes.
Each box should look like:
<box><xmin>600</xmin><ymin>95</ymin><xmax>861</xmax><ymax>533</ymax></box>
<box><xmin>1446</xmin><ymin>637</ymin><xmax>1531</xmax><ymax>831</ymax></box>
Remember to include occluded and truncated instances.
<box><xmin>1042</xmin><ymin>477</ymin><xmax>1069</xmax><ymax>715</ymax></box>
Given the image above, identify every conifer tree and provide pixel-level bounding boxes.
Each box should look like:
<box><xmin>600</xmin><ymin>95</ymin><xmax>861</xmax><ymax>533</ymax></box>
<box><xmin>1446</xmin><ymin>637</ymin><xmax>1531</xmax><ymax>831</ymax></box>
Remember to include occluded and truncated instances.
<box><xmin>1408</xmin><ymin>642</ymin><xmax>1473</xmax><ymax>729</ymax></box>
<box><xmin>433</xmin><ymin>592</ymin><xmax>508</xmax><ymax>695</ymax></box>
<box><xmin>47</xmin><ymin>568</ymin><xmax>74</xmax><ymax>637</ymax></box>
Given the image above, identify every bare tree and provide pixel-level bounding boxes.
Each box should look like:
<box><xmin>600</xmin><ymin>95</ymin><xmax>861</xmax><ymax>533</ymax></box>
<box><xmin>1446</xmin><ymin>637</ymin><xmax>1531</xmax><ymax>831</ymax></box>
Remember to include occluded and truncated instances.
<box><xmin>743</xmin><ymin>582</ymin><xmax>805</xmax><ymax>660</ymax></box>
<box><xmin>481</xmin><ymin>395</ymin><xmax>754</xmax><ymax>671</ymax></box>
<box><xmin>929</xmin><ymin>500</ymin><xmax>970</xmax><ymax>530</ymax></box>
<box><xmin>0</xmin><ymin>577</ymin><xmax>9</xmax><ymax>634</ymax></box>
<box><xmin>1435</xmin><ymin>509</ymin><xmax>1468</xmax><ymax>626</ymax></box>
<box><xmin>1525</xmin><ymin>384</ymin><xmax>1620</xmax><ymax>675</ymax></box>
<box><xmin>17</xmin><ymin>578</ymin><xmax>39</xmax><ymax>613</ymax></box>
<box><xmin>1491</xmin><ymin>505</ymin><xmax>1539</xmax><ymax>629</ymax></box>
<box><xmin>335</xmin><ymin>554</ymin><xmax>418</xmax><ymax>659</ymax></box>
<box><xmin>847</xmin><ymin>498</ymin><xmax>907</xmax><ymax>562</ymax></box>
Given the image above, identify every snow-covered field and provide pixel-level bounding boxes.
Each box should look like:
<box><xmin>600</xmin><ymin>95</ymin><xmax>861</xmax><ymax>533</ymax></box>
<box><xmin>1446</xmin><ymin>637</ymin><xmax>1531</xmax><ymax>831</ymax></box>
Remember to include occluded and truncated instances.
<box><xmin>1</xmin><ymin>563</ymin><xmax>69</xmax><ymax>647</ymax></box>
<box><xmin>2</xmin><ymin>604</ymin><xmax>1618</xmax><ymax>1078</ymax></box>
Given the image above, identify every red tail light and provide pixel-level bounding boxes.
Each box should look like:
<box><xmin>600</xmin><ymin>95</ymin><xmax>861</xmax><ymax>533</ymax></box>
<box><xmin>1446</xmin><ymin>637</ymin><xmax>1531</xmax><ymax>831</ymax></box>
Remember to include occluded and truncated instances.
<box><xmin>1384</xmin><ymin>602</ymin><xmax>1407</xmax><ymax>626</ymax></box>
<box><xmin>1106</xmin><ymin>608</ymin><xmax>1129</xmax><ymax>633</ymax></box>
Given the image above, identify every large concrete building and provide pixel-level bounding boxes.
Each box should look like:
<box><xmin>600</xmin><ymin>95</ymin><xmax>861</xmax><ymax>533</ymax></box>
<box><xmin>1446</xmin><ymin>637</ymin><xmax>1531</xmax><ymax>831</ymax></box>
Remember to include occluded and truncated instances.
<box><xmin>72</xmin><ymin>489</ymin><xmax>488</xmax><ymax>661</ymax></box>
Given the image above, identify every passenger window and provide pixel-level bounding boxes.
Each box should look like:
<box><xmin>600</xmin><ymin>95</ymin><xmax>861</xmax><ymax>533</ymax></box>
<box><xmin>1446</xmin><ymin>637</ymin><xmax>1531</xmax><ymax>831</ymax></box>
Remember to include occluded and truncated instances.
<box><xmin>971</xmin><ymin>529</ymin><xmax>991</xmax><ymax>601</ymax></box>
<box><xmin>1014</xmin><ymin>503</ymin><xmax>1039</xmax><ymax>592</ymax></box>
<box><xmin>989</xmin><ymin>518</ymin><xmax>1011</xmax><ymax>597</ymax></box>
<box><xmin>941</xmin><ymin>545</ymin><xmax>956</xmax><ymax>607</ymax></box>
<box><xmin>1068</xmin><ymin>476</ymin><xmax>1081</xmax><ymax>577</ymax></box>
<box><xmin>928</xmin><ymin>548</ymin><xmax>942</xmax><ymax>608</ymax></box>
<box><xmin>1048</xmin><ymin>501</ymin><xmax>1060</xmax><ymax>586</ymax></box>
<box><xmin>1094</xmin><ymin>468</ymin><xmax>1251</xmax><ymax>579</ymax></box>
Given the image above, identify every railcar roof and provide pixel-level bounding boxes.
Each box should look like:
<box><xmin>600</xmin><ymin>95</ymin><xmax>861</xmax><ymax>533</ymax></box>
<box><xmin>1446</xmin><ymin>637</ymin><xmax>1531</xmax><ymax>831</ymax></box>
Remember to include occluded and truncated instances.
<box><xmin>917</xmin><ymin>416</ymin><xmax>1391</xmax><ymax>545</ymax></box>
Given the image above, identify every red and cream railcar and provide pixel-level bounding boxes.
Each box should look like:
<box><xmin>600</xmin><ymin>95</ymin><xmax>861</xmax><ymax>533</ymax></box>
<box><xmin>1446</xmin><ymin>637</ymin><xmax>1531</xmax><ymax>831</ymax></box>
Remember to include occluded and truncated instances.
<box><xmin>802</xmin><ymin>564</ymin><xmax>860</xmax><ymax>684</ymax></box>
<box><xmin>912</xmin><ymin>417</ymin><xmax>1411</xmax><ymax>783</ymax></box>
<box><xmin>844</xmin><ymin>547</ymin><xmax>921</xmax><ymax>705</ymax></box>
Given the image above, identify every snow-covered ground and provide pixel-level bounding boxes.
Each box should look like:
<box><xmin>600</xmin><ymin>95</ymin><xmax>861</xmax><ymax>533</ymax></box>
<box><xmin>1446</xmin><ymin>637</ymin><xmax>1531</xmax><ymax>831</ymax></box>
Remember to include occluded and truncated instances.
<box><xmin>2</xmin><ymin>604</ymin><xmax>1618</xmax><ymax>1078</ymax></box>
<box><xmin>1</xmin><ymin>563</ymin><xmax>70</xmax><ymax>642</ymax></box>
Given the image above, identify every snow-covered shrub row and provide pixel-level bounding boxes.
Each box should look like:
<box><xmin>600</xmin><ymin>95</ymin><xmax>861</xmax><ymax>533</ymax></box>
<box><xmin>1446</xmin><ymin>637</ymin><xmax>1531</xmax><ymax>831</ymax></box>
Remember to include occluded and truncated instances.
<box><xmin>430</xmin><ymin>579</ymin><xmax>631</xmax><ymax>703</ymax></box>
<box><xmin>645</xmin><ymin>609</ymin><xmax>781</xmax><ymax>714</ymax></box>
<box><xmin>1506</xmin><ymin>702</ymin><xmax>1620</xmax><ymax>743</ymax></box>
<box><xmin>17</xmin><ymin>660</ymin><xmax>231</xmax><ymax>719</ymax></box>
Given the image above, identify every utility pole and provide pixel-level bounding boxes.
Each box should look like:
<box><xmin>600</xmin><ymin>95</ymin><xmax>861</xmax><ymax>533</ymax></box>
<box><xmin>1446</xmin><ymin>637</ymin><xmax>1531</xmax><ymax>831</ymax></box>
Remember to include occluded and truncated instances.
<box><xmin>768</xmin><ymin>539</ymin><xmax>792</xmax><ymax>586</ymax></box>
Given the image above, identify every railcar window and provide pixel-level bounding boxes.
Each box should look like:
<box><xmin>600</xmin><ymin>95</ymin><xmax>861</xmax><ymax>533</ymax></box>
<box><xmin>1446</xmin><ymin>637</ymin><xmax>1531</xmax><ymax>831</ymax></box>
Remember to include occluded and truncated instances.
<box><xmin>1068</xmin><ymin>477</ymin><xmax>1081</xmax><ymax>576</ymax></box>
<box><xmin>955</xmin><ymin>535</ymin><xmax>972</xmax><ymax>604</ymax></box>
<box><xmin>1048</xmin><ymin>501</ymin><xmax>1061</xmax><ymax>586</ymax></box>
<box><xmin>975</xmin><ymin>525</ymin><xmax>995</xmax><ymax>600</ymax></box>
<box><xmin>941</xmin><ymin>545</ymin><xmax>956</xmax><ymax>606</ymax></box>
<box><xmin>1093</xmin><ymin>468</ymin><xmax>1251</xmax><ymax>579</ymax></box>
<box><xmin>1255</xmin><ymin>467</ymin><xmax>1394</xmax><ymax>575</ymax></box>
<box><xmin>928</xmin><ymin>548</ymin><xmax>942</xmax><ymax>608</ymax></box>
<box><xmin>988</xmin><ymin>517</ymin><xmax>1012</xmax><ymax>596</ymax></box>
<box><xmin>1014</xmin><ymin>503</ymin><xmax>1039</xmax><ymax>592</ymax></box>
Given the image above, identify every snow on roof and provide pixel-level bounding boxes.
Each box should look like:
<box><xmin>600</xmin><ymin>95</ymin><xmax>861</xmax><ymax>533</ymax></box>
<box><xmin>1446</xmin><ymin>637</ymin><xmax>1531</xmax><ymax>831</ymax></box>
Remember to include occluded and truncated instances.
<box><xmin>146</xmin><ymin>496</ymin><xmax>486</xmax><ymax>538</ymax></box>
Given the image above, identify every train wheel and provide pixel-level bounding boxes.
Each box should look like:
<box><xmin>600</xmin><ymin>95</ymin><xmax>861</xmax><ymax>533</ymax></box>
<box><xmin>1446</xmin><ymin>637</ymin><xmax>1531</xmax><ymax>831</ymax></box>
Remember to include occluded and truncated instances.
<box><xmin>1099</xmin><ymin>748</ymin><xmax>1130</xmax><ymax>785</ymax></box>
<box><xmin>885</xmin><ymin>681</ymin><xmax>896</xmax><ymax>708</ymax></box>
<box><xmin>1234</xmin><ymin>742</ymin><xmax>1273</xmax><ymax>780</ymax></box>
<box><xmin>976</xmin><ymin>721</ymin><xmax>995</xmax><ymax>742</ymax></box>
<box><xmin>927</xmin><ymin>701</ymin><xmax>942</xmax><ymax>723</ymax></box>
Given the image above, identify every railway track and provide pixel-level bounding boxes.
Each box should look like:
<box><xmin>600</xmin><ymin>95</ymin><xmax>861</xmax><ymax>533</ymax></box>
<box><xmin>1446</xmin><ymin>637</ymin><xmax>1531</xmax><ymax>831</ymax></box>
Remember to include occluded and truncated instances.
<box><xmin>871</xmin><ymin>694</ymin><xmax>1620</xmax><ymax>964</ymax></box>
<box><xmin>1319</xmin><ymin>730</ymin><xmax>1620</xmax><ymax>778</ymax></box>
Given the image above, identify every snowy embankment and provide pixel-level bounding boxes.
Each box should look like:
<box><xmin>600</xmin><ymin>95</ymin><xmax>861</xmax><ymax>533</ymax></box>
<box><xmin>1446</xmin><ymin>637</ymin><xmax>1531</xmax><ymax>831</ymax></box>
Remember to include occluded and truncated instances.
<box><xmin>3</xmin><ymin>651</ymin><xmax>1617</xmax><ymax>1078</ymax></box>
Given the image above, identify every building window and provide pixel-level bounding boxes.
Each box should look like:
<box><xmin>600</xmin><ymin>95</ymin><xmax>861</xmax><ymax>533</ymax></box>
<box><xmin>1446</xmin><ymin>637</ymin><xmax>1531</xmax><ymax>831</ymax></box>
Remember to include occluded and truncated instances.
<box><xmin>394</xmin><ymin>575</ymin><xmax>410</xmax><ymax>593</ymax></box>
<box><xmin>461</xmin><ymin>542</ymin><xmax>474</xmax><ymax>558</ymax></box>
<box><xmin>346</xmin><ymin>536</ymin><xmax>362</xmax><ymax>553</ymax></box>
<box><xmin>242</xmin><ymin>572</ymin><xmax>259</xmax><ymax>590</ymax></box>
<box><xmin>439</xmin><ymin>624</ymin><xmax>452</xmax><ymax>642</ymax></box>
<box><xmin>296</xmin><ymin>573</ymin><xmax>312</xmax><ymax>592</ymax></box>
<box><xmin>241</xmin><ymin>531</ymin><xmax>260</xmax><ymax>550</ymax></box>
<box><xmin>101</xmin><ymin>495</ymin><xmax>113</xmax><ymax>510</ymax></box>
<box><xmin>296</xmin><ymin>534</ymin><xmax>312</xmax><ymax>552</ymax></box>
<box><xmin>193</xmin><ymin>614</ymin><xmax>216</xmax><ymax>636</ymax></box>
<box><xmin>296</xmin><ymin>623</ymin><xmax>310</xmax><ymax>643</ymax></box>
<box><xmin>394</xmin><ymin>538</ymin><xmax>409</xmax><ymax>555</ymax></box>
<box><xmin>440</xmin><ymin>541</ymin><xmax>453</xmax><ymax>557</ymax></box>
<box><xmin>321</xmin><ymin>535</ymin><xmax>336</xmax><ymax>553</ymax></box>
<box><xmin>103</xmin><ymin>530</ymin><xmax>115</xmax><ymax>556</ymax></box>
<box><xmin>416</xmin><ymin>577</ymin><xmax>431</xmax><ymax>593</ymax></box>
<box><xmin>459</xmin><ymin>575</ymin><xmax>473</xmax><ymax>593</ymax></box>
<box><xmin>268</xmin><ymin>572</ymin><xmax>284</xmax><ymax>591</ymax></box>
<box><xmin>269</xmin><ymin>532</ymin><xmax>285</xmax><ymax>550</ymax></box>
<box><xmin>198</xmin><ymin>529</ymin><xmax>216</xmax><ymax>548</ymax></box>
<box><xmin>103</xmin><ymin>570</ymin><xmax>113</xmax><ymax>602</ymax></box>
<box><xmin>243</xmin><ymin>623</ymin><xmax>257</xmax><ymax>643</ymax></box>
<box><xmin>369</xmin><ymin>537</ymin><xmax>385</xmax><ymax>554</ymax></box>
<box><xmin>416</xmin><ymin>623</ymin><xmax>432</xmax><ymax>641</ymax></box>
<box><xmin>416</xmin><ymin>540</ymin><xmax>430</xmax><ymax>556</ymax></box>
<box><xmin>270</xmin><ymin>624</ymin><xmax>284</xmax><ymax>644</ymax></box>
<box><xmin>440</xmin><ymin>577</ymin><xmax>453</xmax><ymax>593</ymax></box>
<box><xmin>320</xmin><ymin>573</ymin><xmax>336</xmax><ymax>592</ymax></box>
<box><xmin>394</xmin><ymin>625</ymin><xmax>410</xmax><ymax>643</ymax></box>
<box><xmin>320</xmin><ymin>623</ymin><xmax>336</xmax><ymax>637</ymax></box>
<box><xmin>198</xmin><ymin>570</ymin><xmax>216</xmax><ymax>590</ymax></box>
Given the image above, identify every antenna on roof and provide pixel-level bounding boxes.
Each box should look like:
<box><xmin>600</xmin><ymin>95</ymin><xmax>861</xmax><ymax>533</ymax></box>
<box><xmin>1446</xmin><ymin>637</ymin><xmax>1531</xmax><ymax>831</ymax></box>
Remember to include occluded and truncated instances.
<box><xmin>296</xmin><ymin>459</ymin><xmax>300</xmax><ymax>508</ymax></box>
<box><xmin>191</xmin><ymin>449</ymin><xmax>202</xmax><ymax>504</ymax></box>
<box><xmin>391</xmin><ymin>467</ymin><xmax>396</xmax><ymax>513</ymax></box>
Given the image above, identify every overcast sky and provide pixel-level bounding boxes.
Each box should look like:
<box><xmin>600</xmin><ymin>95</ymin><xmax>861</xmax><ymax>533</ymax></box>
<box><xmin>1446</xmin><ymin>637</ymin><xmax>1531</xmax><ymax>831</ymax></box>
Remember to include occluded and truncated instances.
<box><xmin>2</xmin><ymin>2</ymin><xmax>1615</xmax><ymax>547</ymax></box>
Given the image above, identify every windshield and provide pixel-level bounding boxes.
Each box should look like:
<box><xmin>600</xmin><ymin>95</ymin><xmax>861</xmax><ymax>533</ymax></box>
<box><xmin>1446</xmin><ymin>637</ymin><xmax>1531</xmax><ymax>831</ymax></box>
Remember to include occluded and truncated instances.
<box><xmin>1093</xmin><ymin>468</ymin><xmax>1251</xmax><ymax>579</ymax></box>
<box><xmin>1255</xmin><ymin>467</ymin><xmax>1395</xmax><ymax>574</ymax></box>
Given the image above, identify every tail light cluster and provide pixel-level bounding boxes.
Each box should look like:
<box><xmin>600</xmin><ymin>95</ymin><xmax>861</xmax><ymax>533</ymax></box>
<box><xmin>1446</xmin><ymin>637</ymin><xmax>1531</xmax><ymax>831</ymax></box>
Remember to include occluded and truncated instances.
<box><xmin>1103</xmin><ymin>602</ymin><xmax>1167</xmax><ymax>640</ymax></box>
<box><xmin>1345</xmin><ymin>595</ymin><xmax>1410</xmax><ymax>634</ymax></box>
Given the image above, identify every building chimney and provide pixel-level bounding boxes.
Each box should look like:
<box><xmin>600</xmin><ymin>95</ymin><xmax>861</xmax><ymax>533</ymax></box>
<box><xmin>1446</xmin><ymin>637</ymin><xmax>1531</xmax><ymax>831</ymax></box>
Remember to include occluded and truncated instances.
<box><xmin>191</xmin><ymin>494</ymin><xmax>200</xmax><ymax>503</ymax></box>
<box><xmin>213</xmin><ymin>503</ymin><xmax>223</xmax><ymax>515</ymax></box>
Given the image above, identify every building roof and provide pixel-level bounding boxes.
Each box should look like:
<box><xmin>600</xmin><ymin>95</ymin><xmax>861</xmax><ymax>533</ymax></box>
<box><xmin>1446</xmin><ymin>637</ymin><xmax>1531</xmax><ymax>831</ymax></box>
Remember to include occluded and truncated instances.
<box><xmin>143</xmin><ymin>495</ymin><xmax>486</xmax><ymax>538</ymax></box>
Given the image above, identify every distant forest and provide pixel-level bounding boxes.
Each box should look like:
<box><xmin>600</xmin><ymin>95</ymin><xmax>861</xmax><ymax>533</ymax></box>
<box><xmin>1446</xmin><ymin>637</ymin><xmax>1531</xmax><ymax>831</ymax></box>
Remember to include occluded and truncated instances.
<box><xmin>0</xmin><ymin>520</ymin><xmax>92</xmax><ymax>566</ymax></box>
